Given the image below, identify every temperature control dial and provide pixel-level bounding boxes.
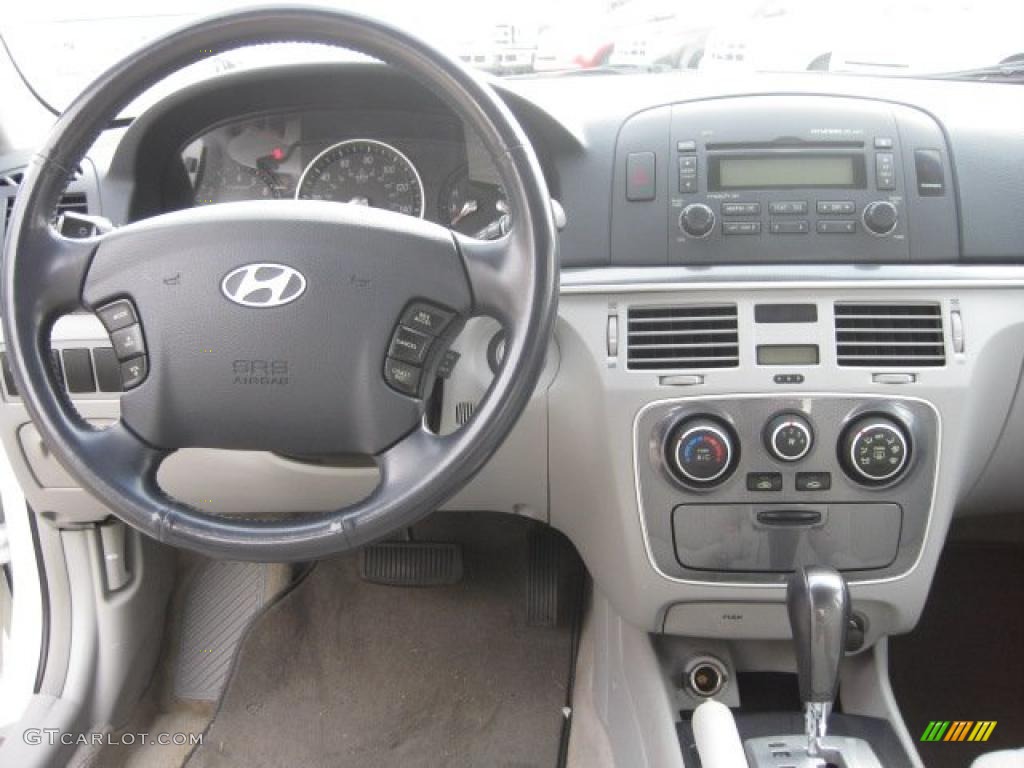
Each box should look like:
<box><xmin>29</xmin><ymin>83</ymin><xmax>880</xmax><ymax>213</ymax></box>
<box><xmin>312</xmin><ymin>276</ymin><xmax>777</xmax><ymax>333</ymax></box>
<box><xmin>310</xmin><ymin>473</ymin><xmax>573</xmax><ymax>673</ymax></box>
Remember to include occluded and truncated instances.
<box><xmin>765</xmin><ymin>412</ymin><xmax>813</xmax><ymax>462</ymax></box>
<box><xmin>666</xmin><ymin>416</ymin><xmax>738</xmax><ymax>487</ymax></box>
<box><xmin>841</xmin><ymin>415</ymin><xmax>910</xmax><ymax>484</ymax></box>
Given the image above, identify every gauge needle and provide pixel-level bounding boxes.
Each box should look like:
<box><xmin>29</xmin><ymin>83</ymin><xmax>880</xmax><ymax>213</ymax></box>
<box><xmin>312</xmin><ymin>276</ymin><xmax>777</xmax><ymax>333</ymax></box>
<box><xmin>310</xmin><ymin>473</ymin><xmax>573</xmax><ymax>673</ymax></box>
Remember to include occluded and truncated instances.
<box><xmin>348</xmin><ymin>196</ymin><xmax>370</xmax><ymax>206</ymax></box>
<box><xmin>450</xmin><ymin>199</ymin><xmax>478</xmax><ymax>227</ymax></box>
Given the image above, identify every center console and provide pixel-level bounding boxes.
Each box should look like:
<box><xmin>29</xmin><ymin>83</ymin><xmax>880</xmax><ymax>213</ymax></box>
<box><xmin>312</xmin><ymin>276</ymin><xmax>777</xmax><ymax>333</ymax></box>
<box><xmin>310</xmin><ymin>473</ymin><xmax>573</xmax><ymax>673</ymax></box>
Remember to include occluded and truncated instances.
<box><xmin>635</xmin><ymin>394</ymin><xmax>938</xmax><ymax>585</ymax></box>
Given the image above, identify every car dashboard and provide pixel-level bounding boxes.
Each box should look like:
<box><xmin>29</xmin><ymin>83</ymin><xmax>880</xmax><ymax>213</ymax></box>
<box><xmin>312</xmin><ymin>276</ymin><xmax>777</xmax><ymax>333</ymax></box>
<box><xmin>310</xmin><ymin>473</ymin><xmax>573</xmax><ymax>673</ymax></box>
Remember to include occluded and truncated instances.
<box><xmin>2</xmin><ymin>61</ymin><xmax>1024</xmax><ymax>685</ymax></box>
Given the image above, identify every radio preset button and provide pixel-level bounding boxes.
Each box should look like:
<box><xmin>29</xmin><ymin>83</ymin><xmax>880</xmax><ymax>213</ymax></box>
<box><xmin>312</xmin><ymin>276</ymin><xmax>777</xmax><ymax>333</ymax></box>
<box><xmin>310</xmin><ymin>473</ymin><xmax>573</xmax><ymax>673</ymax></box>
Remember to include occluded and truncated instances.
<box><xmin>770</xmin><ymin>220</ymin><xmax>809</xmax><ymax>234</ymax></box>
<box><xmin>723</xmin><ymin>221</ymin><xmax>760</xmax><ymax>235</ymax></box>
<box><xmin>768</xmin><ymin>201</ymin><xmax>807</xmax><ymax>215</ymax></box>
<box><xmin>817</xmin><ymin>201</ymin><xmax>855</xmax><ymax>215</ymax></box>
<box><xmin>722</xmin><ymin>202</ymin><xmax>761</xmax><ymax>216</ymax></box>
<box><xmin>817</xmin><ymin>220</ymin><xmax>857</xmax><ymax>234</ymax></box>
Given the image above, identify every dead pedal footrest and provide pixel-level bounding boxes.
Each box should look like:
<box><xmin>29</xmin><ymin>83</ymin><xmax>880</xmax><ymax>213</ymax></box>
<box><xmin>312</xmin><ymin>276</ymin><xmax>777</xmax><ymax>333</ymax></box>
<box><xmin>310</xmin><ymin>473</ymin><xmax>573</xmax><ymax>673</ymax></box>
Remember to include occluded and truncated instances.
<box><xmin>359</xmin><ymin>541</ymin><xmax>463</xmax><ymax>586</ymax></box>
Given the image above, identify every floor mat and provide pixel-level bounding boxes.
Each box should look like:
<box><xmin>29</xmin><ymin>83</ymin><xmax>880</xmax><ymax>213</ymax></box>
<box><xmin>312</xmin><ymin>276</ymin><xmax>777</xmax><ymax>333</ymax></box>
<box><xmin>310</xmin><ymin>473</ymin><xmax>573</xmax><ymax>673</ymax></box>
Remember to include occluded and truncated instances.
<box><xmin>890</xmin><ymin>543</ymin><xmax>1024</xmax><ymax>768</ymax></box>
<box><xmin>186</xmin><ymin>512</ymin><xmax>581</xmax><ymax>768</ymax></box>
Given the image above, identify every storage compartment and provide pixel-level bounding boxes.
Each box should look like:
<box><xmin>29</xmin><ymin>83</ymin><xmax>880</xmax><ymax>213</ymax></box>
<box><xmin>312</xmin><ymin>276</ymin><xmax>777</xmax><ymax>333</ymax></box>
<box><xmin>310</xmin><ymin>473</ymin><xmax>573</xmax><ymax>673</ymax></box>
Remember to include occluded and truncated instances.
<box><xmin>671</xmin><ymin>502</ymin><xmax>902</xmax><ymax>572</ymax></box>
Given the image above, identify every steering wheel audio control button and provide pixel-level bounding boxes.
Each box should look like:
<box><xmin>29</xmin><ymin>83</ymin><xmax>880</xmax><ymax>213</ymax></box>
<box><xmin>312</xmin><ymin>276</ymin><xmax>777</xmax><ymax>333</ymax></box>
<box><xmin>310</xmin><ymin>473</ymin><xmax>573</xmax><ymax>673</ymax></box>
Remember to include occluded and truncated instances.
<box><xmin>120</xmin><ymin>357</ymin><xmax>148</xmax><ymax>390</ymax></box>
<box><xmin>110</xmin><ymin>324</ymin><xmax>146</xmax><ymax>361</ymax></box>
<box><xmin>400</xmin><ymin>302</ymin><xmax>454</xmax><ymax>336</ymax></box>
<box><xmin>384</xmin><ymin>357</ymin><xmax>422</xmax><ymax>397</ymax></box>
<box><xmin>96</xmin><ymin>300</ymin><xmax>137</xmax><ymax>333</ymax></box>
<box><xmin>388</xmin><ymin>325</ymin><xmax>433</xmax><ymax>364</ymax></box>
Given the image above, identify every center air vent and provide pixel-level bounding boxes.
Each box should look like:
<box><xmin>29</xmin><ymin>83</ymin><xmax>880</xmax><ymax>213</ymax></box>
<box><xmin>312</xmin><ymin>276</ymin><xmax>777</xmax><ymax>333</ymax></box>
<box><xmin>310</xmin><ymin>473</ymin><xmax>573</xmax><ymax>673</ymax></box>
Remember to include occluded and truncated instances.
<box><xmin>835</xmin><ymin>302</ymin><xmax>945</xmax><ymax>367</ymax></box>
<box><xmin>627</xmin><ymin>304</ymin><xmax>739</xmax><ymax>370</ymax></box>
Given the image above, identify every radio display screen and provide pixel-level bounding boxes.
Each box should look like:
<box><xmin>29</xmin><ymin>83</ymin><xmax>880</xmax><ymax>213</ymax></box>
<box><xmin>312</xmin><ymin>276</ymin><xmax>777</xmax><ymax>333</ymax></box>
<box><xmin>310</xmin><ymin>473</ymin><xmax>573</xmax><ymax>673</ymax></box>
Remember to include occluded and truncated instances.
<box><xmin>709</xmin><ymin>154</ymin><xmax>865</xmax><ymax>190</ymax></box>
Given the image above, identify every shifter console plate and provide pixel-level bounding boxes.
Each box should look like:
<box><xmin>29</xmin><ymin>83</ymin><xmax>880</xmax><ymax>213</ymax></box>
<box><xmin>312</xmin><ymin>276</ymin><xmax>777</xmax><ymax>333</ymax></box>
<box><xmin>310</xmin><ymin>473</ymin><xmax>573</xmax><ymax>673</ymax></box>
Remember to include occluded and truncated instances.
<box><xmin>745</xmin><ymin>735</ymin><xmax>883</xmax><ymax>768</ymax></box>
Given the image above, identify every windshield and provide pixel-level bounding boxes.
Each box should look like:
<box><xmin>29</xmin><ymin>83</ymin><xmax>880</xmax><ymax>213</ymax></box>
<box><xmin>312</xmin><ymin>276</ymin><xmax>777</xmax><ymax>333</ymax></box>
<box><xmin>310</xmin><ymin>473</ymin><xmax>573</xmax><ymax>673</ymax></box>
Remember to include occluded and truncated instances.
<box><xmin>1</xmin><ymin>0</ymin><xmax>1022</xmax><ymax>113</ymax></box>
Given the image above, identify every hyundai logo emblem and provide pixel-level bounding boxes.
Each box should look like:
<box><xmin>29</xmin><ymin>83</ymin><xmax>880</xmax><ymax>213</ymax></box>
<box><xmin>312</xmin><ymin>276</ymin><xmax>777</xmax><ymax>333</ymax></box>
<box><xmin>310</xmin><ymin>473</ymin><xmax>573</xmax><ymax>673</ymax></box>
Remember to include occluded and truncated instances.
<box><xmin>221</xmin><ymin>263</ymin><xmax>307</xmax><ymax>308</ymax></box>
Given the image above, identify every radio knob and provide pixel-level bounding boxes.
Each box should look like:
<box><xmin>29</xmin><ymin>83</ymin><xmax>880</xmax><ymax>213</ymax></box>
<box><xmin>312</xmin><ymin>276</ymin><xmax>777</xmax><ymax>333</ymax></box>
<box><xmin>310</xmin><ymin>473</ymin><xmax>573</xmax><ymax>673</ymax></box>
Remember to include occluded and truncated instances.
<box><xmin>679</xmin><ymin>203</ymin><xmax>716</xmax><ymax>238</ymax></box>
<box><xmin>863</xmin><ymin>200</ymin><xmax>898</xmax><ymax>236</ymax></box>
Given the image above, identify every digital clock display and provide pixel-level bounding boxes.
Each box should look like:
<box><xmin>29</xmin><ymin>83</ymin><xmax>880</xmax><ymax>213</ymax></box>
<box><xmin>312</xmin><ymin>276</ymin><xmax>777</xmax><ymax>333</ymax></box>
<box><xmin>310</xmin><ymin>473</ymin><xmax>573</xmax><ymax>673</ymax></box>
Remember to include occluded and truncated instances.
<box><xmin>757</xmin><ymin>344</ymin><xmax>820</xmax><ymax>366</ymax></box>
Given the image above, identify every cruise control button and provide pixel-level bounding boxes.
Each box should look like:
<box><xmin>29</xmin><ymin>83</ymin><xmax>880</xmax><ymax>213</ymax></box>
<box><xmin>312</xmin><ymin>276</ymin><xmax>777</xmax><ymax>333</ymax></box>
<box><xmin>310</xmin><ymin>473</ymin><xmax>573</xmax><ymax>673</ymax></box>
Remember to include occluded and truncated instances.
<box><xmin>400</xmin><ymin>302</ymin><xmax>454</xmax><ymax>337</ymax></box>
<box><xmin>747</xmin><ymin>472</ymin><xmax>782</xmax><ymax>492</ymax></box>
<box><xmin>96</xmin><ymin>300</ymin><xmax>137</xmax><ymax>333</ymax></box>
<box><xmin>384</xmin><ymin>357</ymin><xmax>422</xmax><ymax>397</ymax></box>
<box><xmin>796</xmin><ymin>472</ymin><xmax>831</xmax><ymax>491</ymax></box>
<box><xmin>120</xmin><ymin>357</ymin><xmax>148</xmax><ymax>390</ymax></box>
<box><xmin>388</xmin><ymin>325</ymin><xmax>433</xmax><ymax>364</ymax></box>
<box><xmin>110</xmin><ymin>324</ymin><xmax>146</xmax><ymax>360</ymax></box>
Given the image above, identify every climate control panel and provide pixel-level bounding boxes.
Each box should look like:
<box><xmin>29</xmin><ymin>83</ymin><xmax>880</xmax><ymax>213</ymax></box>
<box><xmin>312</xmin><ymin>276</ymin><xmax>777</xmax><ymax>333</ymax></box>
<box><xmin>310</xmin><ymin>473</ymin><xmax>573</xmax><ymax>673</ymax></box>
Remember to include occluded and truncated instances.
<box><xmin>638</xmin><ymin>396</ymin><xmax>937</xmax><ymax>583</ymax></box>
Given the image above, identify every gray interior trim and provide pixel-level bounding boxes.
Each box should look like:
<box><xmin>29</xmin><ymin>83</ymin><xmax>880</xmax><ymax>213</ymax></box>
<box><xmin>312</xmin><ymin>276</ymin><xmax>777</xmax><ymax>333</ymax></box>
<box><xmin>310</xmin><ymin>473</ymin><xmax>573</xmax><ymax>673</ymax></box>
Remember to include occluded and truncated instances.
<box><xmin>561</xmin><ymin>265</ymin><xmax>1024</xmax><ymax>293</ymax></box>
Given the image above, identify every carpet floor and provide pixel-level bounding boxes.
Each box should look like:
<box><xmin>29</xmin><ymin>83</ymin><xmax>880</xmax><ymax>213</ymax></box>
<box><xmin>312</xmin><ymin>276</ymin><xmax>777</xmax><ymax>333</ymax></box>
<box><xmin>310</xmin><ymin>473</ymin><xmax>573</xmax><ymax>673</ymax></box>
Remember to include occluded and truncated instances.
<box><xmin>185</xmin><ymin>512</ymin><xmax>580</xmax><ymax>768</ymax></box>
<box><xmin>890</xmin><ymin>543</ymin><xmax>1024</xmax><ymax>768</ymax></box>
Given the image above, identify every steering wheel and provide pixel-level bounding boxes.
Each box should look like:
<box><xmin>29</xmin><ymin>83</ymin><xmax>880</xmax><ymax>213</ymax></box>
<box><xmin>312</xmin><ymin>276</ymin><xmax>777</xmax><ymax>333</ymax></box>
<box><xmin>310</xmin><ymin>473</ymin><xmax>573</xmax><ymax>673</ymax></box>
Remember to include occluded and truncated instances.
<box><xmin>0</xmin><ymin>7</ymin><xmax>557</xmax><ymax>561</ymax></box>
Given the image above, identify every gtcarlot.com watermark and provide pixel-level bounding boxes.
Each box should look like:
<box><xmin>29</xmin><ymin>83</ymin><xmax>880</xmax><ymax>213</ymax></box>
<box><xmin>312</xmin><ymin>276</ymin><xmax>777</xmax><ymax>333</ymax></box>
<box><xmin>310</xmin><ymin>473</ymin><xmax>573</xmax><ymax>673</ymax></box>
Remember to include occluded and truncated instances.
<box><xmin>24</xmin><ymin>729</ymin><xmax>203</xmax><ymax>747</ymax></box>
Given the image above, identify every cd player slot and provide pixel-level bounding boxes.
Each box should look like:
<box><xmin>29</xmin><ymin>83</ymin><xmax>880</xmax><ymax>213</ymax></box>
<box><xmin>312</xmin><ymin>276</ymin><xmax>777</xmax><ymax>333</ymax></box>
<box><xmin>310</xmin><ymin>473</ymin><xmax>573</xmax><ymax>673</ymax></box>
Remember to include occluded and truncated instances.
<box><xmin>704</xmin><ymin>140</ymin><xmax>865</xmax><ymax>151</ymax></box>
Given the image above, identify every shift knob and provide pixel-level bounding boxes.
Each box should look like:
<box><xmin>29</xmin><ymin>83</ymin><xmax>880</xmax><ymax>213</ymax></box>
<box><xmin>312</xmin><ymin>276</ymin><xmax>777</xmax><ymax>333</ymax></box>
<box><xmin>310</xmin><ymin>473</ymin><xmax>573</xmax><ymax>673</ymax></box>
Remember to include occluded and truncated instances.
<box><xmin>787</xmin><ymin>565</ymin><xmax>849</xmax><ymax>705</ymax></box>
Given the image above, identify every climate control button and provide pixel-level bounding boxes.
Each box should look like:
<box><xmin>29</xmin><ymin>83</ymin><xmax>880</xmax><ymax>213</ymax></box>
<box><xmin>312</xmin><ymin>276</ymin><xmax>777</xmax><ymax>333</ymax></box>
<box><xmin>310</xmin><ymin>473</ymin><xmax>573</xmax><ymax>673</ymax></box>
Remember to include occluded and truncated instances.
<box><xmin>666</xmin><ymin>416</ymin><xmax>737</xmax><ymax>487</ymax></box>
<box><xmin>765</xmin><ymin>412</ymin><xmax>813</xmax><ymax>462</ymax></box>
<box><xmin>841</xmin><ymin>415</ymin><xmax>910</xmax><ymax>484</ymax></box>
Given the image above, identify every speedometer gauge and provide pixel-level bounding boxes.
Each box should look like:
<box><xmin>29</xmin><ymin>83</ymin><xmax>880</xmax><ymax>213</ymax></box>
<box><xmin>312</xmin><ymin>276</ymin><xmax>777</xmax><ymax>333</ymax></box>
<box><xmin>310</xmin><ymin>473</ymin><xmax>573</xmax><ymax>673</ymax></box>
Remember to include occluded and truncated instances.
<box><xmin>295</xmin><ymin>139</ymin><xmax>424</xmax><ymax>218</ymax></box>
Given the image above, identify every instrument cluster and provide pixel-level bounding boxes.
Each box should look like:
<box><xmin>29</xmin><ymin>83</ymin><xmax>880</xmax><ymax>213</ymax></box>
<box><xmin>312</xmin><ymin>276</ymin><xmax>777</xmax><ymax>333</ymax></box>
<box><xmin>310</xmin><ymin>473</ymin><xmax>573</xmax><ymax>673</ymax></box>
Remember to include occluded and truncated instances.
<box><xmin>181</xmin><ymin>110</ymin><xmax>509</xmax><ymax>238</ymax></box>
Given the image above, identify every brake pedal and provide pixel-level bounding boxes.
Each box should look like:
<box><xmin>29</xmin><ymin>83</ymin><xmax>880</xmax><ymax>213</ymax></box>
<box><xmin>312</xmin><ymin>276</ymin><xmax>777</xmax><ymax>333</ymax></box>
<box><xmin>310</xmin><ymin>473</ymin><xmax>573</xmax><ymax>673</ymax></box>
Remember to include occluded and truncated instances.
<box><xmin>359</xmin><ymin>541</ymin><xmax>463</xmax><ymax>586</ymax></box>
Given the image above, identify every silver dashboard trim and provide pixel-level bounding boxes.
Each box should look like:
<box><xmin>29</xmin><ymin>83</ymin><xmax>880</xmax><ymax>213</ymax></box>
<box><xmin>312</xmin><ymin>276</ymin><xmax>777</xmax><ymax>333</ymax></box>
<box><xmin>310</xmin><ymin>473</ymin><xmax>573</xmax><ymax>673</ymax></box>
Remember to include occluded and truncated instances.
<box><xmin>630</xmin><ymin>392</ymin><xmax>942</xmax><ymax>590</ymax></box>
<box><xmin>561</xmin><ymin>265</ymin><xmax>1024</xmax><ymax>294</ymax></box>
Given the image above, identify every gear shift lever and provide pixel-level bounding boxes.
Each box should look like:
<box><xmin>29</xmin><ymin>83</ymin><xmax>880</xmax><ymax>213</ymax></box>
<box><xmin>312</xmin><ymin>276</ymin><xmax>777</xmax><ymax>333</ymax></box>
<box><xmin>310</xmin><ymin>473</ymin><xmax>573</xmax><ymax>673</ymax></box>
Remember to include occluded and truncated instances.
<box><xmin>787</xmin><ymin>565</ymin><xmax>849</xmax><ymax>757</ymax></box>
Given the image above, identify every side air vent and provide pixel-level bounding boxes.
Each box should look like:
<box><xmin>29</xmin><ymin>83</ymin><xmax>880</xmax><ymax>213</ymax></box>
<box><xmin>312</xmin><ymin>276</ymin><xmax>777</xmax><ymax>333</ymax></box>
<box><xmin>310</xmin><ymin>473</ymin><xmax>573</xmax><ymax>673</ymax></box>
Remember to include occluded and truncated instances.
<box><xmin>835</xmin><ymin>302</ymin><xmax>945</xmax><ymax>367</ymax></box>
<box><xmin>627</xmin><ymin>304</ymin><xmax>739</xmax><ymax>370</ymax></box>
<box><xmin>2</xmin><ymin>171</ymin><xmax>88</xmax><ymax>234</ymax></box>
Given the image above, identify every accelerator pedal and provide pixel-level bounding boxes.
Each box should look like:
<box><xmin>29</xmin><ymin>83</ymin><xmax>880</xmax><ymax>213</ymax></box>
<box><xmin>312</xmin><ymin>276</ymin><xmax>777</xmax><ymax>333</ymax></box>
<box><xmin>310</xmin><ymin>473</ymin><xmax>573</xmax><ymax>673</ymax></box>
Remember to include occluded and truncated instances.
<box><xmin>527</xmin><ymin>525</ymin><xmax>583</xmax><ymax>628</ymax></box>
<box><xmin>359</xmin><ymin>541</ymin><xmax>463</xmax><ymax>586</ymax></box>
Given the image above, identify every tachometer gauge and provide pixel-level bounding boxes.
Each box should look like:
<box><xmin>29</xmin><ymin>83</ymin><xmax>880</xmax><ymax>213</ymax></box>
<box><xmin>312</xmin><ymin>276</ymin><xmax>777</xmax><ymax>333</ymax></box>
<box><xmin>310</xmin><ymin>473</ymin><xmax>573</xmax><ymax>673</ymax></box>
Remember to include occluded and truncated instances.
<box><xmin>440</xmin><ymin>167</ymin><xmax>509</xmax><ymax>238</ymax></box>
<box><xmin>295</xmin><ymin>139</ymin><xmax>424</xmax><ymax>218</ymax></box>
<box><xmin>194</xmin><ymin>164</ymin><xmax>284</xmax><ymax>205</ymax></box>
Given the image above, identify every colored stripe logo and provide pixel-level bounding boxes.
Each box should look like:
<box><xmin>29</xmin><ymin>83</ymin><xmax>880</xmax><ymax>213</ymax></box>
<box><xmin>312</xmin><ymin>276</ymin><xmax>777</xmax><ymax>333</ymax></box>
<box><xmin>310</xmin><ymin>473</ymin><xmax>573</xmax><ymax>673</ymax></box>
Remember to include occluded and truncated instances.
<box><xmin>921</xmin><ymin>721</ymin><xmax>997</xmax><ymax>742</ymax></box>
